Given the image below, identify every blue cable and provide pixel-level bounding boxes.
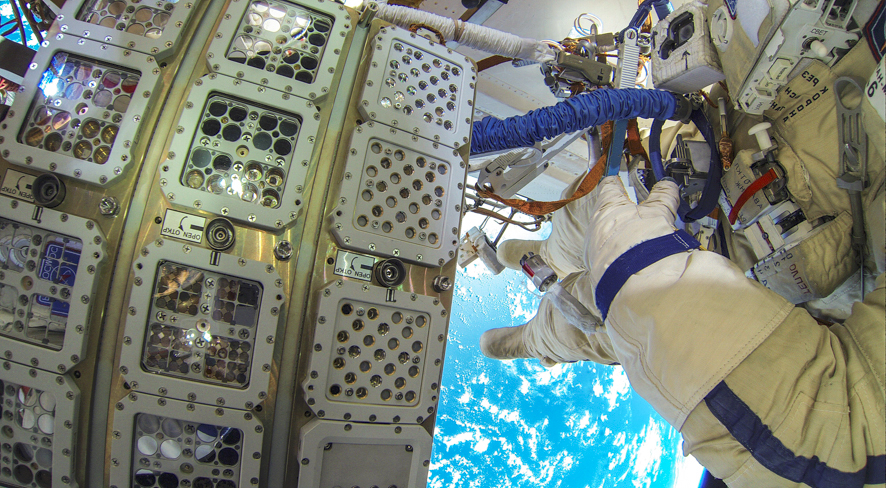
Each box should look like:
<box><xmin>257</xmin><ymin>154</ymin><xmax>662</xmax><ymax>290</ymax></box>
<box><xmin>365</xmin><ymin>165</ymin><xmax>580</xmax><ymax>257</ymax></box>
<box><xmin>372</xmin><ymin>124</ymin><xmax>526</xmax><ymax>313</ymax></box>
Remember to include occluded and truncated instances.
<box><xmin>470</xmin><ymin>89</ymin><xmax>677</xmax><ymax>155</ymax></box>
<box><xmin>627</xmin><ymin>0</ymin><xmax>672</xmax><ymax>31</ymax></box>
<box><xmin>648</xmin><ymin>110</ymin><xmax>722</xmax><ymax>222</ymax></box>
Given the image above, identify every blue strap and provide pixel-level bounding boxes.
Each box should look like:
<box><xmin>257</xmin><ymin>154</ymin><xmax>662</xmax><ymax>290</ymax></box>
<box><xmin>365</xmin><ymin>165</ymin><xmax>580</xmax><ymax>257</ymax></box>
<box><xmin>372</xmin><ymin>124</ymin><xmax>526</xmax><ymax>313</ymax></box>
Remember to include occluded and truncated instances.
<box><xmin>705</xmin><ymin>381</ymin><xmax>886</xmax><ymax>487</ymax></box>
<box><xmin>595</xmin><ymin>230</ymin><xmax>700</xmax><ymax>321</ymax></box>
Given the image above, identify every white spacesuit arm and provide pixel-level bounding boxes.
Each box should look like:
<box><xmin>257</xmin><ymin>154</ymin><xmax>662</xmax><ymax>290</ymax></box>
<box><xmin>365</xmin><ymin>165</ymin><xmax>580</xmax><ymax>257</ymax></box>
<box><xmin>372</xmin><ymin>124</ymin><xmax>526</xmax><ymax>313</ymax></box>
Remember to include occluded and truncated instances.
<box><xmin>582</xmin><ymin>176</ymin><xmax>794</xmax><ymax>427</ymax></box>
<box><xmin>479</xmin><ymin>272</ymin><xmax>616</xmax><ymax>366</ymax></box>
<box><xmin>496</xmin><ymin>176</ymin><xmax>598</xmax><ymax>277</ymax></box>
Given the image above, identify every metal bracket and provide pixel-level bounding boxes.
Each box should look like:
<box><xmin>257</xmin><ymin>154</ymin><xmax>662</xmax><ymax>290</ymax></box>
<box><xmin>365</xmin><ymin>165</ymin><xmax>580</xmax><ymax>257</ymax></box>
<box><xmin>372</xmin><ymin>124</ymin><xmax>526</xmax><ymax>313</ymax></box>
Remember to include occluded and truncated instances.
<box><xmin>607</xmin><ymin>28</ymin><xmax>640</xmax><ymax>176</ymax></box>
<box><xmin>477</xmin><ymin>129</ymin><xmax>587</xmax><ymax>197</ymax></box>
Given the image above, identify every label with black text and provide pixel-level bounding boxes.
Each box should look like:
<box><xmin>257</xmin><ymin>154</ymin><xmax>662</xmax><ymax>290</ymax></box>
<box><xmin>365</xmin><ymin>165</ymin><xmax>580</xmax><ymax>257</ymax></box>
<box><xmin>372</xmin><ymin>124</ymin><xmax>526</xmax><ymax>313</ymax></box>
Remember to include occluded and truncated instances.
<box><xmin>0</xmin><ymin>170</ymin><xmax>36</xmax><ymax>202</ymax></box>
<box><xmin>160</xmin><ymin>209</ymin><xmax>206</xmax><ymax>244</ymax></box>
<box><xmin>333</xmin><ymin>250</ymin><xmax>375</xmax><ymax>282</ymax></box>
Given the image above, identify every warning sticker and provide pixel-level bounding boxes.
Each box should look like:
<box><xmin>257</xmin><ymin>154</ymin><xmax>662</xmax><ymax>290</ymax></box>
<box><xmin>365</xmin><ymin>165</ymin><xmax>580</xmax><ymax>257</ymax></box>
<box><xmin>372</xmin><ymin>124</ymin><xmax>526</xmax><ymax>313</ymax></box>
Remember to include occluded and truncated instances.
<box><xmin>333</xmin><ymin>250</ymin><xmax>375</xmax><ymax>282</ymax></box>
<box><xmin>160</xmin><ymin>209</ymin><xmax>206</xmax><ymax>244</ymax></box>
<box><xmin>0</xmin><ymin>169</ymin><xmax>36</xmax><ymax>202</ymax></box>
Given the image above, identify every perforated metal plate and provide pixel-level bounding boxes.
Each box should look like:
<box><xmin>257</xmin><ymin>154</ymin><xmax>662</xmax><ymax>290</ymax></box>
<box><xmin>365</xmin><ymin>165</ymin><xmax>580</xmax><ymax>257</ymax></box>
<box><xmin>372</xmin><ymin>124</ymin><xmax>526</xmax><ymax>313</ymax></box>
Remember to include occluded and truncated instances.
<box><xmin>0</xmin><ymin>199</ymin><xmax>106</xmax><ymax>374</ymax></box>
<box><xmin>302</xmin><ymin>281</ymin><xmax>446</xmax><ymax>424</ymax></box>
<box><xmin>119</xmin><ymin>238</ymin><xmax>283</xmax><ymax>409</ymax></box>
<box><xmin>358</xmin><ymin>26</ymin><xmax>475</xmax><ymax>149</ymax></box>
<box><xmin>108</xmin><ymin>393</ymin><xmax>264</xmax><ymax>488</ymax></box>
<box><xmin>161</xmin><ymin>74</ymin><xmax>320</xmax><ymax>229</ymax></box>
<box><xmin>297</xmin><ymin>419</ymin><xmax>432</xmax><ymax>488</ymax></box>
<box><xmin>206</xmin><ymin>0</ymin><xmax>353</xmax><ymax>99</ymax></box>
<box><xmin>329</xmin><ymin>122</ymin><xmax>466</xmax><ymax>266</ymax></box>
<box><xmin>0</xmin><ymin>35</ymin><xmax>161</xmax><ymax>186</ymax></box>
<box><xmin>57</xmin><ymin>0</ymin><xmax>197</xmax><ymax>57</ymax></box>
<box><xmin>0</xmin><ymin>360</ymin><xmax>80</xmax><ymax>488</ymax></box>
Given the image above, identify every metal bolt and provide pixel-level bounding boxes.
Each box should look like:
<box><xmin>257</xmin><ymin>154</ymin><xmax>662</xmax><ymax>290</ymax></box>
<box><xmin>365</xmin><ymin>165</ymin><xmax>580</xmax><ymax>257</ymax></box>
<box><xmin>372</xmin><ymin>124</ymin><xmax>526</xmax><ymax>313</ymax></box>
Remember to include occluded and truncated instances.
<box><xmin>432</xmin><ymin>276</ymin><xmax>452</xmax><ymax>292</ymax></box>
<box><xmin>274</xmin><ymin>240</ymin><xmax>293</xmax><ymax>261</ymax></box>
<box><xmin>99</xmin><ymin>196</ymin><xmax>120</xmax><ymax>216</ymax></box>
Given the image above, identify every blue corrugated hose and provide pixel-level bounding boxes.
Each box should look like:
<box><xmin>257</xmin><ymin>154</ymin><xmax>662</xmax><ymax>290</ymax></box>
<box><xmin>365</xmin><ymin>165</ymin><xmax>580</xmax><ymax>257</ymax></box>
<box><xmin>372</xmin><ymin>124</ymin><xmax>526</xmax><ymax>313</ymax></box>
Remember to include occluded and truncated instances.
<box><xmin>470</xmin><ymin>89</ymin><xmax>677</xmax><ymax>156</ymax></box>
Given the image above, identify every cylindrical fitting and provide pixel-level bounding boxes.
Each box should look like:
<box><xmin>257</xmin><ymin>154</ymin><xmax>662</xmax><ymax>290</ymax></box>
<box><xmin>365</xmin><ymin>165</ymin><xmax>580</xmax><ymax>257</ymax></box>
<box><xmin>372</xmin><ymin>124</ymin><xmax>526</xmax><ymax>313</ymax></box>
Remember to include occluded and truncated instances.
<box><xmin>374</xmin><ymin>258</ymin><xmax>406</xmax><ymax>287</ymax></box>
<box><xmin>520</xmin><ymin>252</ymin><xmax>557</xmax><ymax>292</ymax></box>
<box><xmin>359</xmin><ymin>1</ymin><xmax>378</xmax><ymax>25</ymax></box>
<box><xmin>670</xmin><ymin>94</ymin><xmax>693</xmax><ymax>123</ymax></box>
<box><xmin>205</xmin><ymin>218</ymin><xmax>235</xmax><ymax>251</ymax></box>
<box><xmin>32</xmin><ymin>173</ymin><xmax>66</xmax><ymax>208</ymax></box>
<box><xmin>274</xmin><ymin>240</ymin><xmax>293</xmax><ymax>261</ymax></box>
<box><xmin>432</xmin><ymin>275</ymin><xmax>452</xmax><ymax>292</ymax></box>
<box><xmin>748</xmin><ymin>122</ymin><xmax>774</xmax><ymax>152</ymax></box>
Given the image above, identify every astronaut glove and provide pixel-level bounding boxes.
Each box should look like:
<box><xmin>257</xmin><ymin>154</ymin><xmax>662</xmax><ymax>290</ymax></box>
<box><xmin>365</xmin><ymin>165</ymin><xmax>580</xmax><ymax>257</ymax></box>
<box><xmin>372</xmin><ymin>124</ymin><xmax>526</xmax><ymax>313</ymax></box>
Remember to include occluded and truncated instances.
<box><xmin>582</xmin><ymin>177</ymin><xmax>683</xmax><ymax>317</ymax></box>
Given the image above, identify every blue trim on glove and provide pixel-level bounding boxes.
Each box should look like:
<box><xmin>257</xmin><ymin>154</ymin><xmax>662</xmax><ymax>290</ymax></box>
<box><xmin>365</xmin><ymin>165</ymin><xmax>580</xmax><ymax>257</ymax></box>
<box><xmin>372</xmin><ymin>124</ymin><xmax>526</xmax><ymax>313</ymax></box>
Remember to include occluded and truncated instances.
<box><xmin>595</xmin><ymin>230</ymin><xmax>701</xmax><ymax>321</ymax></box>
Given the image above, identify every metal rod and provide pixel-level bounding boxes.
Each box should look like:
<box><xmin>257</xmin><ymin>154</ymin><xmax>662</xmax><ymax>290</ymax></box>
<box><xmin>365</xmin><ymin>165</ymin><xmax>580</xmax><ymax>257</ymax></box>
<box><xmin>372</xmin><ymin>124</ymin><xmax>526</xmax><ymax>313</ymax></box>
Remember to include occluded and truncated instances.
<box><xmin>492</xmin><ymin>208</ymin><xmax>516</xmax><ymax>246</ymax></box>
<box><xmin>17</xmin><ymin>0</ymin><xmax>44</xmax><ymax>45</ymax></box>
<box><xmin>9</xmin><ymin>0</ymin><xmax>29</xmax><ymax>47</ymax></box>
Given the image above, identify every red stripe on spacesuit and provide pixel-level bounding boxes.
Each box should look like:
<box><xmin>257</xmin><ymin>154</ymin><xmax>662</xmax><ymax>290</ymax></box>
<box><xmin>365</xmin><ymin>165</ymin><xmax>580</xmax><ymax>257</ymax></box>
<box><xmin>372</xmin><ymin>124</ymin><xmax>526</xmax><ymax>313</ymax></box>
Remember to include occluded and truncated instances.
<box><xmin>728</xmin><ymin>169</ymin><xmax>779</xmax><ymax>225</ymax></box>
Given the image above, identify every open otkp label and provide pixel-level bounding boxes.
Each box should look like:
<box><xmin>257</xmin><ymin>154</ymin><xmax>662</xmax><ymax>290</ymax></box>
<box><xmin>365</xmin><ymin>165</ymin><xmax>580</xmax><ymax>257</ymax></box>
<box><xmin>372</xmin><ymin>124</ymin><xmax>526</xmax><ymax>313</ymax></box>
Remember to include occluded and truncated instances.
<box><xmin>19</xmin><ymin>53</ymin><xmax>139</xmax><ymax>166</ymax></box>
<box><xmin>160</xmin><ymin>209</ymin><xmax>206</xmax><ymax>244</ymax></box>
<box><xmin>333</xmin><ymin>250</ymin><xmax>374</xmax><ymax>282</ymax></box>
<box><xmin>0</xmin><ymin>170</ymin><xmax>37</xmax><ymax>202</ymax></box>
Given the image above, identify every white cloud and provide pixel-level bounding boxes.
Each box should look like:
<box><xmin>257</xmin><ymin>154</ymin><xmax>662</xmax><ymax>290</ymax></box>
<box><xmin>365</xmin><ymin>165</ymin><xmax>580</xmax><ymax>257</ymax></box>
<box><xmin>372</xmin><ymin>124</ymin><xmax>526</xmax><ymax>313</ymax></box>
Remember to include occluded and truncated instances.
<box><xmin>592</xmin><ymin>379</ymin><xmax>604</xmax><ymax>396</ymax></box>
<box><xmin>631</xmin><ymin>419</ymin><xmax>665</xmax><ymax>488</ymax></box>
<box><xmin>603</xmin><ymin>367</ymin><xmax>631</xmax><ymax>410</ymax></box>
<box><xmin>441</xmin><ymin>431</ymin><xmax>474</xmax><ymax>448</ymax></box>
<box><xmin>518</xmin><ymin>377</ymin><xmax>530</xmax><ymax>395</ymax></box>
<box><xmin>458</xmin><ymin>389</ymin><xmax>472</xmax><ymax>404</ymax></box>
<box><xmin>473</xmin><ymin>438</ymin><xmax>490</xmax><ymax>453</ymax></box>
<box><xmin>613</xmin><ymin>431</ymin><xmax>627</xmax><ymax>447</ymax></box>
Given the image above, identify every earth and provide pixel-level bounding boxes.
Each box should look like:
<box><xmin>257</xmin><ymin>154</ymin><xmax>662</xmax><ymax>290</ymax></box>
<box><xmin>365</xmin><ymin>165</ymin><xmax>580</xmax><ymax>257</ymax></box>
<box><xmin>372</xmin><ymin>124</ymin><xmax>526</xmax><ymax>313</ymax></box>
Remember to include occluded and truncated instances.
<box><xmin>430</xmin><ymin>219</ymin><xmax>704</xmax><ymax>488</ymax></box>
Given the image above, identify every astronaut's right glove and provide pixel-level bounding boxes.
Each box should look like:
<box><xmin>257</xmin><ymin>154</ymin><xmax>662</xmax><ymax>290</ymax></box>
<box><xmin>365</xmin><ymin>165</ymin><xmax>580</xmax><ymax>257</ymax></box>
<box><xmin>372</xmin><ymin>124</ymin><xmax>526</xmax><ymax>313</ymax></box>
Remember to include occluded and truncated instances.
<box><xmin>578</xmin><ymin>176</ymin><xmax>795</xmax><ymax>427</ymax></box>
<box><xmin>581</xmin><ymin>176</ymin><xmax>686</xmax><ymax>319</ymax></box>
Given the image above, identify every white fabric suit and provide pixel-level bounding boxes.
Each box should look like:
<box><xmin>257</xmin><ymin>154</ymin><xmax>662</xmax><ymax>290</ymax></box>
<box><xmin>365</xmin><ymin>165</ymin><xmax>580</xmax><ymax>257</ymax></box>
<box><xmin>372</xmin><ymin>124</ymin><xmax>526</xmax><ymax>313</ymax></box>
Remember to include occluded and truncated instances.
<box><xmin>481</xmin><ymin>178</ymin><xmax>885</xmax><ymax>487</ymax></box>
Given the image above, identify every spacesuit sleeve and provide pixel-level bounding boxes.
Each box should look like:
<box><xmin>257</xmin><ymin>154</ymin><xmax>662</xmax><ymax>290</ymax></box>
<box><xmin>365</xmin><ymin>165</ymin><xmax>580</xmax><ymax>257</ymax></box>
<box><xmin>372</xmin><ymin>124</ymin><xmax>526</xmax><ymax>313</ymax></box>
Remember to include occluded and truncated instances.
<box><xmin>581</xmin><ymin>177</ymin><xmax>795</xmax><ymax>427</ymax></box>
<box><xmin>479</xmin><ymin>272</ymin><xmax>617</xmax><ymax>366</ymax></box>
<box><xmin>496</xmin><ymin>175</ymin><xmax>597</xmax><ymax>277</ymax></box>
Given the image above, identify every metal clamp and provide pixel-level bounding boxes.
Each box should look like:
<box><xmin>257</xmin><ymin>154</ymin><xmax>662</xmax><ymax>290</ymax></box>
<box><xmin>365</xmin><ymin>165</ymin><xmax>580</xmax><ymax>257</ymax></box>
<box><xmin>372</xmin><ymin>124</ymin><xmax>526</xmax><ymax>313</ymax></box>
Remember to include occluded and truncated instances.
<box><xmin>834</xmin><ymin>76</ymin><xmax>868</xmax><ymax>293</ymax></box>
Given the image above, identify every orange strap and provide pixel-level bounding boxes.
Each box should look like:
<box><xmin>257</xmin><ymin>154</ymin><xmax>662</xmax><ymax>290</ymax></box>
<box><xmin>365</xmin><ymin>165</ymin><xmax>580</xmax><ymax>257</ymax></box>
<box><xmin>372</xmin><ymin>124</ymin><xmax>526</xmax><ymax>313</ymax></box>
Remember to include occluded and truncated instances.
<box><xmin>407</xmin><ymin>24</ymin><xmax>445</xmax><ymax>44</ymax></box>
<box><xmin>475</xmin><ymin>119</ymin><xmax>650</xmax><ymax>216</ymax></box>
<box><xmin>728</xmin><ymin>168</ymin><xmax>778</xmax><ymax>224</ymax></box>
<box><xmin>477</xmin><ymin>55</ymin><xmax>513</xmax><ymax>72</ymax></box>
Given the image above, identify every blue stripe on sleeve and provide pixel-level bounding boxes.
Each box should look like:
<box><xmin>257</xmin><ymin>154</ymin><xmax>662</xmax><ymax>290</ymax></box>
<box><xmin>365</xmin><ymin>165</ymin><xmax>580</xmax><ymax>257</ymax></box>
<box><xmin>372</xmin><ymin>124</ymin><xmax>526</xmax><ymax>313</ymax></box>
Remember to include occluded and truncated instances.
<box><xmin>704</xmin><ymin>381</ymin><xmax>885</xmax><ymax>487</ymax></box>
